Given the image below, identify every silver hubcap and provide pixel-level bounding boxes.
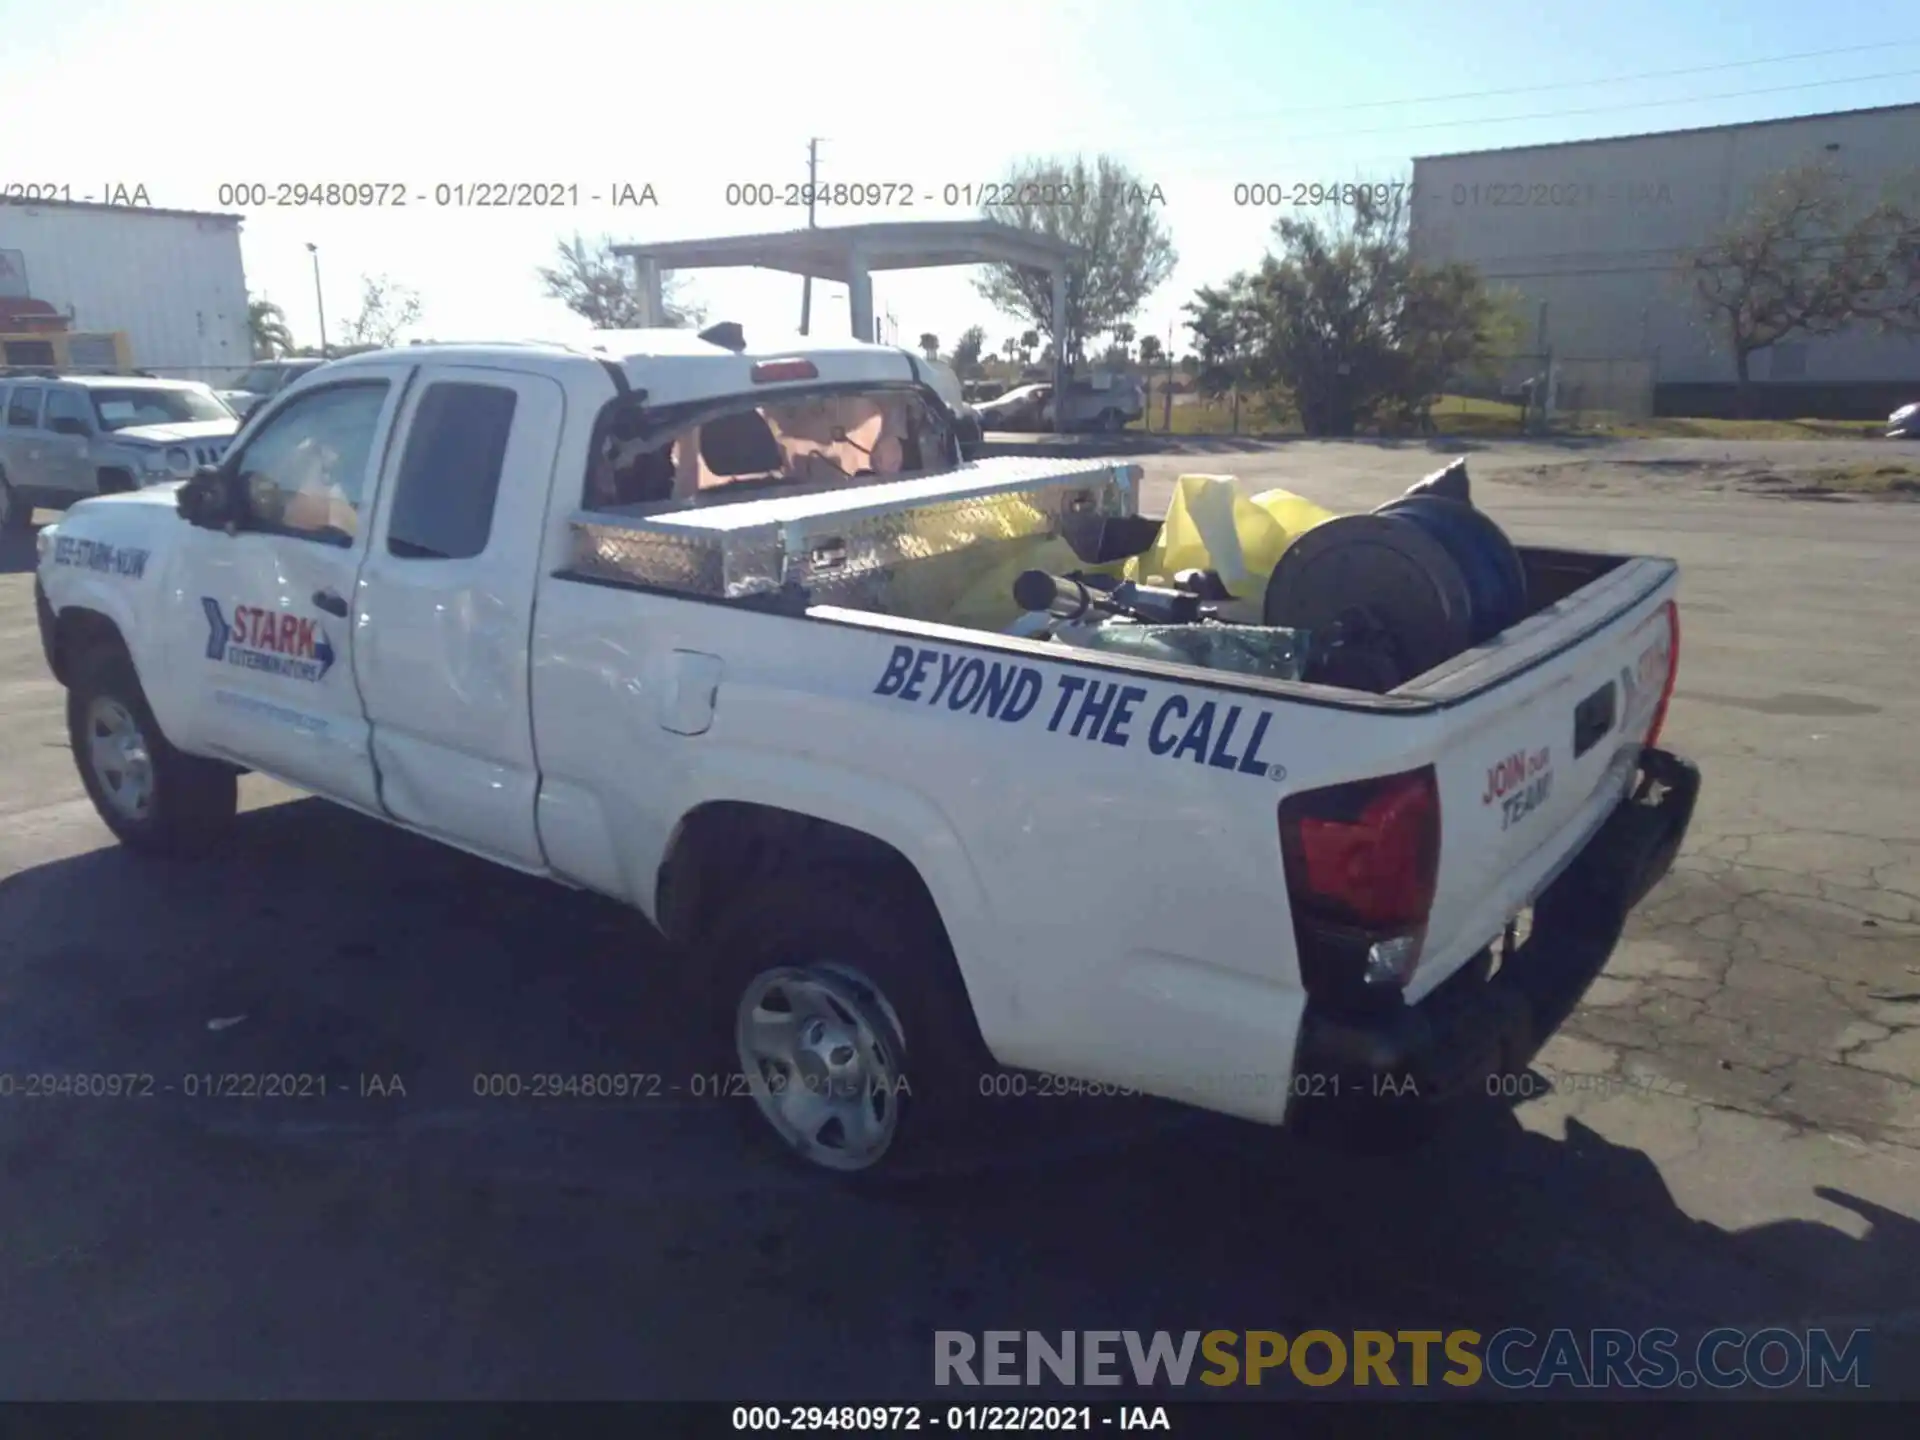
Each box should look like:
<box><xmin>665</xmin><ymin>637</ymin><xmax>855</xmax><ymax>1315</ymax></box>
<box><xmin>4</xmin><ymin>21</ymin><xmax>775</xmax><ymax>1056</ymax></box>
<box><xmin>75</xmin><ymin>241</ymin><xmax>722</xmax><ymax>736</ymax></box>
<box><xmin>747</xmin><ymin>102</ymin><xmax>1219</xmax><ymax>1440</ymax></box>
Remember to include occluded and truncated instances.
<box><xmin>735</xmin><ymin>964</ymin><xmax>905</xmax><ymax>1172</ymax></box>
<box><xmin>86</xmin><ymin>697</ymin><xmax>155</xmax><ymax>822</ymax></box>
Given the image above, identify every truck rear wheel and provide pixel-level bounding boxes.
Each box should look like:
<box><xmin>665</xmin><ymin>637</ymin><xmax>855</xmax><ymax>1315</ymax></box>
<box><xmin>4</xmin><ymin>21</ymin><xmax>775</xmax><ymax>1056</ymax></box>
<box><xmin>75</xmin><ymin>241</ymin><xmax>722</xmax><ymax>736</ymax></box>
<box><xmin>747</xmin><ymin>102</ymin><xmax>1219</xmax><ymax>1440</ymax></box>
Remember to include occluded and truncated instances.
<box><xmin>700</xmin><ymin>871</ymin><xmax>994</xmax><ymax>1177</ymax></box>
<box><xmin>67</xmin><ymin>645</ymin><xmax>237</xmax><ymax>857</ymax></box>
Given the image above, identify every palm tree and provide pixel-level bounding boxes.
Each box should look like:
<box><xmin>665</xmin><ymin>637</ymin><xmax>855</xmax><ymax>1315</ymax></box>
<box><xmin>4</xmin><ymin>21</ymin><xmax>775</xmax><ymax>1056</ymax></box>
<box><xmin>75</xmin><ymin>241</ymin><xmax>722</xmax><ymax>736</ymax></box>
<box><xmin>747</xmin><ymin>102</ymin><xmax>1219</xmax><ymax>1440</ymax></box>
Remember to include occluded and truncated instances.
<box><xmin>248</xmin><ymin>298</ymin><xmax>295</xmax><ymax>358</ymax></box>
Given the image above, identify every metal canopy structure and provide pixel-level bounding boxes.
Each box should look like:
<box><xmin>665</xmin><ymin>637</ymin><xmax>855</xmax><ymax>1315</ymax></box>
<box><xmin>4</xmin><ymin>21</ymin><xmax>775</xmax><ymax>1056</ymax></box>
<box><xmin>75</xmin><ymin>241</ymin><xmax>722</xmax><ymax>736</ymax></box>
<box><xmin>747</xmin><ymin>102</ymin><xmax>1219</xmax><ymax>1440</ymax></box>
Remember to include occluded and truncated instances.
<box><xmin>612</xmin><ymin>221</ymin><xmax>1081</xmax><ymax>431</ymax></box>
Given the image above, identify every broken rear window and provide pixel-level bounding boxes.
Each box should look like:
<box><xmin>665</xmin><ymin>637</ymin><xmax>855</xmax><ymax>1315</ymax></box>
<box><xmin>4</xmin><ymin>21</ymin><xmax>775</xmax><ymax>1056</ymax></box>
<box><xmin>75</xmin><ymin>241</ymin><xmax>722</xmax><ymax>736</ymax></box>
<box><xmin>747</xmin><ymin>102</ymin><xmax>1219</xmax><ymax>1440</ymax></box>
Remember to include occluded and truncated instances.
<box><xmin>584</xmin><ymin>384</ymin><xmax>958</xmax><ymax>511</ymax></box>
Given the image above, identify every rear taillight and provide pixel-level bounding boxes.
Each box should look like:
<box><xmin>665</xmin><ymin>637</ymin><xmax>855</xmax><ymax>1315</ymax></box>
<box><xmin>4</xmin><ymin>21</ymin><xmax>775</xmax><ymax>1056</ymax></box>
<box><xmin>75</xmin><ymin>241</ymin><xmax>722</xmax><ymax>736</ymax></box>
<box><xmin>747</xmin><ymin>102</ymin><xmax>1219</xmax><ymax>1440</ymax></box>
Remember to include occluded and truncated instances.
<box><xmin>1644</xmin><ymin>601</ymin><xmax>1679</xmax><ymax>750</ymax></box>
<box><xmin>1279</xmin><ymin>767</ymin><xmax>1441</xmax><ymax>1011</ymax></box>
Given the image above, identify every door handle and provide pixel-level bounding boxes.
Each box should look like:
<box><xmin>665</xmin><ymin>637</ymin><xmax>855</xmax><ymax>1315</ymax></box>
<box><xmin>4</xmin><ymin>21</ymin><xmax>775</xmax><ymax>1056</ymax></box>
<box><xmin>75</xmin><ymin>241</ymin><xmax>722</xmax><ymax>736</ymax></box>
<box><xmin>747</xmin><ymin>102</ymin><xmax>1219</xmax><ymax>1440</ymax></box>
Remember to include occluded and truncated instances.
<box><xmin>312</xmin><ymin>589</ymin><xmax>349</xmax><ymax>617</ymax></box>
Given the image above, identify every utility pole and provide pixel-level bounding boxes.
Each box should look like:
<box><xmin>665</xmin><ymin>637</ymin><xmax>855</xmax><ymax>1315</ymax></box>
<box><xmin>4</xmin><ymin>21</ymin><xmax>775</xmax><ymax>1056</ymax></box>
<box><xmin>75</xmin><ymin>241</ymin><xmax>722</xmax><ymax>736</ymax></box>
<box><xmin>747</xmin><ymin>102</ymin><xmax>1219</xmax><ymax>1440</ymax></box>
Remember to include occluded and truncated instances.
<box><xmin>799</xmin><ymin>138</ymin><xmax>820</xmax><ymax>335</ymax></box>
<box><xmin>306</xmin><ymin>242</ymin><xmax>328</xmax><ymax>357</ymax></box>
<box><xmin>1162</xmin><ymin>319</ymin><xmax>1174</xmax><ymax>433</ymax></box>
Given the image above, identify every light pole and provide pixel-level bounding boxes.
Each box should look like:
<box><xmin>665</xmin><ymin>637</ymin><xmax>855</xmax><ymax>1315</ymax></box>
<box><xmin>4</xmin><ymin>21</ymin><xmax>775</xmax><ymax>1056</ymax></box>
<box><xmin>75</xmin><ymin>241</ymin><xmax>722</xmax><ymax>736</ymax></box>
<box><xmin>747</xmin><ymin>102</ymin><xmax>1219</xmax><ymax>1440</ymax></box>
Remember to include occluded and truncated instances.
<box><xmin>306</xmin><ymin>242</ymin><xmax>328</xmax><ymax>357</ymax></box>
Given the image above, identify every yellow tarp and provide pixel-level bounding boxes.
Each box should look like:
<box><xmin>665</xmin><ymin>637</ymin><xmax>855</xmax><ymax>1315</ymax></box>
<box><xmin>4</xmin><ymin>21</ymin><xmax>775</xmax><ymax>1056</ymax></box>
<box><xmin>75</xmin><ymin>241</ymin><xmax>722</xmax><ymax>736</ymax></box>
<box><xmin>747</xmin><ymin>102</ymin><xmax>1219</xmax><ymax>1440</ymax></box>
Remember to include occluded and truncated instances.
<box><xmin>884</xmin><ymin>473</ymin><xmax>1342</xmax><ymax>631</ymax></box>
<box><xmin>1123</xmin><ymin>474</ymin><xmax>1339</xmax><ymax>589</ymax></box>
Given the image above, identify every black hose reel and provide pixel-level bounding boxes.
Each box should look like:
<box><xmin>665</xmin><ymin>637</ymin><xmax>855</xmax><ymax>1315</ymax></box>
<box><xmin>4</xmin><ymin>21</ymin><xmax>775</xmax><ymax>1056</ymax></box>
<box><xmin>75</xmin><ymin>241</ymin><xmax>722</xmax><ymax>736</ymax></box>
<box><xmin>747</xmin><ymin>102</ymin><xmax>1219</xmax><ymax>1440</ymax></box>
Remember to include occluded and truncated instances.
<box><xmin>1262</xmin><ymin>459</ymin><xmax>1529</xmax><ymax>692</ymax></box>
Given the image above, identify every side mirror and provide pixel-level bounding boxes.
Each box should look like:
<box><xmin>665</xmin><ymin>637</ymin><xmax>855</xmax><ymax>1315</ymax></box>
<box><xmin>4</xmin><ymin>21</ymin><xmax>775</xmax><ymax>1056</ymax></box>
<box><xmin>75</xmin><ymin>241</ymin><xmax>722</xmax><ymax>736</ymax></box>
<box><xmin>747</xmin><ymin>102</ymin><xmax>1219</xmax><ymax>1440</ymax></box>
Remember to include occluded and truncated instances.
<box><xmin>49</xmin><ymin>416</ymin><xmax>90</xmax><ymax>437</ymax></box>
<box><xmin>175</xmin><ymin>465</ymin><xmax>244</xmax><ymax>530</ymax></box>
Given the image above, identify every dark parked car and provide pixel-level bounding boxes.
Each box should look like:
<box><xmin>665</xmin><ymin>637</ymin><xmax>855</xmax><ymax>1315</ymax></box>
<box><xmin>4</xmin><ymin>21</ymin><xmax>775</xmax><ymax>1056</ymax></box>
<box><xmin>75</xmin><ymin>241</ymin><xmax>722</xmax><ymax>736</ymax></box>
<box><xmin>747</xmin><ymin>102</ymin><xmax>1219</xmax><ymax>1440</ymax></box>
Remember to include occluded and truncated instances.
<box><xmin>216</xmin><ymin>358</ymin><xmax>329</xmax><ymax>421</ymax></box>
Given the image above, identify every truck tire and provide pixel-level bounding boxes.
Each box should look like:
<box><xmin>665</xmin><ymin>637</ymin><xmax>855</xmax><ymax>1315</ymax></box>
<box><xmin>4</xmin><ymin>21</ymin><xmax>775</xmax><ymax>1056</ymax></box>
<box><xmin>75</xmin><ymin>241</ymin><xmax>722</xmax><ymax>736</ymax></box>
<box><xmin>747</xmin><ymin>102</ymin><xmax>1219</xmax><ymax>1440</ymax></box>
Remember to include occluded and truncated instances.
<box><xmin>67</xmin><ymin>644</ymin><xmax>237</xmax><ymax>857</ymax></box>
<box><xmin>699</xmin><ymin>870</ymin><xmax>996</xmax><ymax>1177</ymax></box>
<box><xmin>0</xmin><ymin>473</ymin><xmax>27</xmax><ymax>531</ymax></box>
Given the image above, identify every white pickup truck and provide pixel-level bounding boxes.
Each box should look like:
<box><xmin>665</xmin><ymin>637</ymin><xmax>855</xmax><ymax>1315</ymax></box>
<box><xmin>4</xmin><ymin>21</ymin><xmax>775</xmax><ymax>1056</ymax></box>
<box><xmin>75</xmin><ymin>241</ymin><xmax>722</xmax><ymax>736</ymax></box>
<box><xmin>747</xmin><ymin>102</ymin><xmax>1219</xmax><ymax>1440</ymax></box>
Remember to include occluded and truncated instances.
<box><xmin>32</xmin><ymin>328</ymin><xmax>1698</xmax><ymax>1176</ymax></box>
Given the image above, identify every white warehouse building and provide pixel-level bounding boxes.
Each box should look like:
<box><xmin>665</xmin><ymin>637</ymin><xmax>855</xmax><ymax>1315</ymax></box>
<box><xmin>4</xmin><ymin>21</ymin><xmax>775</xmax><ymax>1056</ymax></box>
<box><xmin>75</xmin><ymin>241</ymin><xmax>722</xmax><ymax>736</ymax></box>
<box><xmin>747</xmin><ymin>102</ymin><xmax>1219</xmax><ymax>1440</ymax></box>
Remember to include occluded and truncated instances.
<box><xmin>1409</xmin><ymin>102</ymin><xmax>1920</xmax><ymax>419</ymax></box>
<box><xmin>0</xmin><ymin>197</ymin><xmax>250</xmax><ymax>381</ymax></box>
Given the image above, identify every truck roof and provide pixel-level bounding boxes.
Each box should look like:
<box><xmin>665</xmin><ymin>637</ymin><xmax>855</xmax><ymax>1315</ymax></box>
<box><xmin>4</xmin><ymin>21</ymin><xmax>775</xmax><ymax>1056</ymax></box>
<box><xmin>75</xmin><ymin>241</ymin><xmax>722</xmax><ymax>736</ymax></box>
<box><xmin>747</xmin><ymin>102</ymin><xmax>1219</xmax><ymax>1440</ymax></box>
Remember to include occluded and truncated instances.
<box><xmin>321</xmin><ymin>330</ymin><xmax>923</xmax><ymax>406</ymax></box>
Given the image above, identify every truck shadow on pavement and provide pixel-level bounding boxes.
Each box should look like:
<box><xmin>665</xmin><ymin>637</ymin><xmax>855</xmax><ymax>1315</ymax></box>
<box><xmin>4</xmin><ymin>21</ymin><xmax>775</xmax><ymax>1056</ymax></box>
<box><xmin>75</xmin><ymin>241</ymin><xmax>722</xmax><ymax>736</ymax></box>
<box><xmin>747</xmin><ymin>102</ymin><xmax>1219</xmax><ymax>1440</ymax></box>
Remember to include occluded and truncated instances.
<box><xmin>0</xmin><ymin>796</ymin><xmax>1915</xmax><ymax>1399</ymax></box>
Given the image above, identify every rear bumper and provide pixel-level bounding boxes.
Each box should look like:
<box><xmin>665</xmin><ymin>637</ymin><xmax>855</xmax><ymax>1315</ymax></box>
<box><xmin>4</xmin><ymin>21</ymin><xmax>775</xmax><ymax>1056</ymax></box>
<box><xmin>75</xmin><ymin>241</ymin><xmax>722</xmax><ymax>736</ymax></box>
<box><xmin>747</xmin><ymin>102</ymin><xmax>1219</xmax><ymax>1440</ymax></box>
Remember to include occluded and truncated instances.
<box><xmin>1290</xmin><ymin>746</ymin><xmax>1700</xmax><ymax>1112</ymax></box>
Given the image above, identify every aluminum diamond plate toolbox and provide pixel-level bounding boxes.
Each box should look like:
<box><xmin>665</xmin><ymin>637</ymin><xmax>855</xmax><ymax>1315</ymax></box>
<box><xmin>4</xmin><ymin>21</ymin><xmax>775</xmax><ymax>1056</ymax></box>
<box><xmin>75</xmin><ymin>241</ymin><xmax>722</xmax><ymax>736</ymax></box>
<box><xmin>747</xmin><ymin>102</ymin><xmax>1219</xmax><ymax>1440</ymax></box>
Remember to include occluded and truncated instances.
<box><xmin>567</xmin><ymin>457</ymin><xmax>1142</xmax><ymax>606</ymax></box>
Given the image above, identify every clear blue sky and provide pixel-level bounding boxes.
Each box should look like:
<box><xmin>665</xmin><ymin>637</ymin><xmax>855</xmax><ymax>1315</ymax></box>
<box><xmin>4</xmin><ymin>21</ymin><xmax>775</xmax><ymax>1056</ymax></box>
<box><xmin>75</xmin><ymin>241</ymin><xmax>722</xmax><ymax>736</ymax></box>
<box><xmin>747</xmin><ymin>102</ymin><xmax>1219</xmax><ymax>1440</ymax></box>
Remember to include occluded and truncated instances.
<box><xmin>1</xmin><ymin>0</ymin><xmax>1912</xmax><ymax>368</ymax></box>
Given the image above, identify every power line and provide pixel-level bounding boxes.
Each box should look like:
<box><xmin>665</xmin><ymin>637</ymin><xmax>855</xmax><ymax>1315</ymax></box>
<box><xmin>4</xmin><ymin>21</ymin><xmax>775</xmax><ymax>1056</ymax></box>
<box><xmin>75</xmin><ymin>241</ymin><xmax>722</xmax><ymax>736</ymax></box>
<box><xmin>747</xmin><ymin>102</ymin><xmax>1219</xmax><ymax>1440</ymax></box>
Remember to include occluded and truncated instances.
<box><xmin>1169</xmin><ymin>41</ymin><xmax>1920</xmax><ymax>123</ymax></box>
<box><xmin>1275</xmin><ymin>69</ymin><xmax>1920</xmax><ymax>143</ymax></box>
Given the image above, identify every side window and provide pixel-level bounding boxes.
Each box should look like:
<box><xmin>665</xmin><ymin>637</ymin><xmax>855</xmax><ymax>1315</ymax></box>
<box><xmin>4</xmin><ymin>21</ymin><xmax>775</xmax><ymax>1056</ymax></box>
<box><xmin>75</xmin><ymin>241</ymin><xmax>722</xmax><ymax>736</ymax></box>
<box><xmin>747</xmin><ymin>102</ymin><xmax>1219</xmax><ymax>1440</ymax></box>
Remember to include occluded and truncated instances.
<box><xmin>7</xmin><ymin>386</ymin><xmax>44</xmax><ymax>427</ymax></box>
<box><xmin>385</xmin><ymin>382</ymin><xmax>517</xmax><ymax>559</ymax></box>
<box><xmin>230</xmin><ymin>381</ymin><xmax>389</xmax><ymax>545</ymax></box>
<box><xmin>44</xmin><ymin>388</ymin><xmax>93</xmax><ymax>433</ymax></box>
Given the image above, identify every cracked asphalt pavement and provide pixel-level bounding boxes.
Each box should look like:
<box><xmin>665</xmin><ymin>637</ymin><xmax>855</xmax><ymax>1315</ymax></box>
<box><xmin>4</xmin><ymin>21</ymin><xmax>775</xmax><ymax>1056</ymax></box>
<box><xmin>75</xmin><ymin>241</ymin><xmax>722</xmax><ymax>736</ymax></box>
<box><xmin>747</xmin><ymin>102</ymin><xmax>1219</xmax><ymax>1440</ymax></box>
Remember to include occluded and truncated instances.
<box><xmin>1</xmin><ymin>436</ymin><xmax>1916</xmax><ymax>1400</ymax></box>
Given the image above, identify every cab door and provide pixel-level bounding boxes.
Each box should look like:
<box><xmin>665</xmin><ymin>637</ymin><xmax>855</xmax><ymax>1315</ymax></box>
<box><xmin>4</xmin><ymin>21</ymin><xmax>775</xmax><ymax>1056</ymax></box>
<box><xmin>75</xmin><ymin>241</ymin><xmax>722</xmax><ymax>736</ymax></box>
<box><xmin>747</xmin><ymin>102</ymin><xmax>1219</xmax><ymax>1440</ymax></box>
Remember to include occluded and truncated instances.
<box><xmin>176</xmin><ymin>364</ymin><xmax>416</xmax><ymax>813</ymax></box>
<box><xmin>351</xmin><ymin>365</ymin><xmax>564</xmax><ymax>869</ymax></box>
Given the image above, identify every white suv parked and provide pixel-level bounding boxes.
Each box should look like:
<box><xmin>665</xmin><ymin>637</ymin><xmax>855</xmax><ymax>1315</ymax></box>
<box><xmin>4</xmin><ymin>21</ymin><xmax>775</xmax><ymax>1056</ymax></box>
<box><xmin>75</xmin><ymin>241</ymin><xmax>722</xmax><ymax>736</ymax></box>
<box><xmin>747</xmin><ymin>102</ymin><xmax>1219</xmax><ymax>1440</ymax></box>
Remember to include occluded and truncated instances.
<box><xmin>0</xmin><ymin>374</ymin><xmax>240</xmax><ymax>529</ymax></box>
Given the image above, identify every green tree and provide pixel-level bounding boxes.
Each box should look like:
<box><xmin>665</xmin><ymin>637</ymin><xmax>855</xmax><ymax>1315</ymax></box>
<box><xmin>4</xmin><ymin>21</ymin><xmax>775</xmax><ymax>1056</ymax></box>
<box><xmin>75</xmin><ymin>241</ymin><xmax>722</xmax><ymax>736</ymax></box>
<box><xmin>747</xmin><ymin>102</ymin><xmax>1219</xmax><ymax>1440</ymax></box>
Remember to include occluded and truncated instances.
<box><xmin>1211</xmin><ymin>188</ymin><xmax>1513</xmax><ymax>435</ymax></box>
<box><xmin>1686</xmin><ymin>161</ymin><xmax>1920</xmax><ymax>415</ymax></box>
<box><xmin>1182</xmin><ymin>278</ymin><xmax>1253</xmax><ymax>402</ymax></box>
<box><xmin>918</xmin><ymin>332</ymin><xmax>940</xmax><ymax>361</ymax></box>
<box><xmin>247</xmin><ymin>298</ymin><xmax>295</xmax><ymax>359</ymax></box>
<box><xmin>951</xmin><ymin>324</ymin><xmax>987</xmax><ymax>376</ymax></box>
<box><xmin>973</xmin><ymin>154</ymin><xmax>1177</xmax><ymax>367</ymax></box>
<box><xmin>1137</xmin><ymin>334</ymin><xmax>1163</xmax><ymax>367</ymax></box>
<box><xmin>538</xmin><ymin>233</ymin><xmax>703</xmax><ymax>329</ymax></box>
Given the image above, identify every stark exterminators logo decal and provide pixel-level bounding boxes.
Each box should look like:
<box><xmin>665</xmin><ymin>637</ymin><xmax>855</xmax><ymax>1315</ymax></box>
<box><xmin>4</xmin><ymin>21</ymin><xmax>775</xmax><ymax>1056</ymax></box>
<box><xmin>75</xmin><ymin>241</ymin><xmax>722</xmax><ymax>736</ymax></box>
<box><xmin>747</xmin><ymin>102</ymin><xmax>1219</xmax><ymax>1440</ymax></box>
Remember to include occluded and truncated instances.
<box><xmin>202</xmin><ymin>598</ymin><xmax>335</xmax><ymax>682</ymax></box>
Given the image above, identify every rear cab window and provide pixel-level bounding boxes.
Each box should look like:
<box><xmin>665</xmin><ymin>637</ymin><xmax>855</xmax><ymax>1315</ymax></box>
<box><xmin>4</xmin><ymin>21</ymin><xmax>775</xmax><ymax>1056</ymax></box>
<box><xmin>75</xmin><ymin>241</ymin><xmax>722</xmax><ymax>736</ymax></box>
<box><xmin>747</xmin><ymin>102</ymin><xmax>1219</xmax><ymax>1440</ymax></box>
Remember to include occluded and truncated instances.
<box><xmin>582</xmin><ymin>382</ymin><xmax>959</xmax><ymax>511</ymax></box>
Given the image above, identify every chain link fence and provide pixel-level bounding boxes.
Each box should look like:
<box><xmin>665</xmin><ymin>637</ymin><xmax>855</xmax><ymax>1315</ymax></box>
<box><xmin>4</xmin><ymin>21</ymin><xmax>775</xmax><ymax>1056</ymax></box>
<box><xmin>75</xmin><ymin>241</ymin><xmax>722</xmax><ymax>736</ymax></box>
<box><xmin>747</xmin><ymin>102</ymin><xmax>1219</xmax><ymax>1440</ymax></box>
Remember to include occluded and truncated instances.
<box><xmin>1429</xmin><ymin>351</ymin><xmax>1654</xmax><ymax>432</ymax></box>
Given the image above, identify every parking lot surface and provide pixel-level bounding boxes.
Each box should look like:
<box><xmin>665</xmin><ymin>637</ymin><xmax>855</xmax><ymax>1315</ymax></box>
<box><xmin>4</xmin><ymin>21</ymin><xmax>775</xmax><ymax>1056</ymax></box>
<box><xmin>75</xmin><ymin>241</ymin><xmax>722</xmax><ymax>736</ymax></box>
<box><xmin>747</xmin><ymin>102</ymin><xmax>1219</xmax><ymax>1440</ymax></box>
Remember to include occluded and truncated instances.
<box><xmin>2</xmin><ymin>437</ymin><xmax>1916</xmax><ymax>1399</ymax></box>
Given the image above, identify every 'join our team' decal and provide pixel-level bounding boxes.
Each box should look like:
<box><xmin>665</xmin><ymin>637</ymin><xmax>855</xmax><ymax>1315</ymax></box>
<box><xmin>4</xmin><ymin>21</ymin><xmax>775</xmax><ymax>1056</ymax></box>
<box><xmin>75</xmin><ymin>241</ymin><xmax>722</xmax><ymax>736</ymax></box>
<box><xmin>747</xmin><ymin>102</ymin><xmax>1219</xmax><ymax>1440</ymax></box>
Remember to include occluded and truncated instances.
<box><xmin>872</xmin><ymin>643</ymin><xmax>1286</xmax><ymax>781</ymax></box>
<box><xmin>202</xmin><ymin>598</ymin><xmax>335</xmax><ymax>682</ymax></box>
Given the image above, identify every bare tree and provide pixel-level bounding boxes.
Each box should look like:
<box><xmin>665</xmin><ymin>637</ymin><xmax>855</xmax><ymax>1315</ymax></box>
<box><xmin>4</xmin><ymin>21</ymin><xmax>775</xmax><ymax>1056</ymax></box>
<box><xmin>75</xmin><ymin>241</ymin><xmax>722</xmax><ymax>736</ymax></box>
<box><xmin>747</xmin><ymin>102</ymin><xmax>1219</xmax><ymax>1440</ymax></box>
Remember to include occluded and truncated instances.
<box><xmin>538</xmin><ymin>234</ymin><xmax>703</xmax><ymax>329</ymax></box>
<box><xmin>1686</xmin><ymin>161</ymin><xmax>1920</xmax><ymax>414</ymax></box>
<box><xmin>973</xmin><ymin>154</ymin><xmax>1177</xmax><ymax>367</ymax></box>
<box><xmin>340</xmin><ymin>275</ymin><xmax>423</xmax><ymax>349</ymax></box>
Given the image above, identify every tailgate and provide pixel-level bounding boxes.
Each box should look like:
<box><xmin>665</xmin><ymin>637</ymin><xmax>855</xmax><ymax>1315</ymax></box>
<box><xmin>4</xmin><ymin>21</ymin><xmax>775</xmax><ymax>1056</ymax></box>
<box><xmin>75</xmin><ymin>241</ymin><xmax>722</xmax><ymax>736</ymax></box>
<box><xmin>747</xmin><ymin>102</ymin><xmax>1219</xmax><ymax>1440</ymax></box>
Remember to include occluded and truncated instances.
<box><xmin>1399</xmin><ymin>555</ymin><xmax>1680</xmax><ymax>1002</ymax></box>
